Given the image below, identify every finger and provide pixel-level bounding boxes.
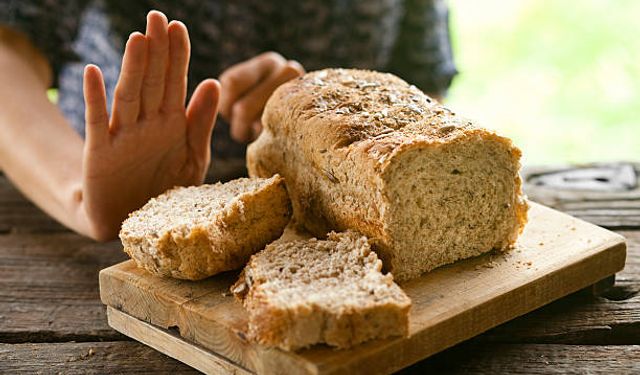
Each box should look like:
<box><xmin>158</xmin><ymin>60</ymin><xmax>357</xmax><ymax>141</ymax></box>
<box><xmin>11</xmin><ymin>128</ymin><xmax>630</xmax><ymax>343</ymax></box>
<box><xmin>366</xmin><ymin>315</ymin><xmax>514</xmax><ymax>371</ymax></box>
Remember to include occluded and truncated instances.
<box><xmin>141</xmin><ymin>10</ymin><xmax>169</xmax><ymax>117</ymax></box>
<box><xmin>287</xmin><ymin>60</ymin><xmax>305</xmax><ymax>75</ymax></box>
<box><xmin>218</xmin><ymin>51</ymin><xmax>286</xmax><ymax>120</ymax></box>
<box><xmin>230</xmin><ymin>61</ymin><xmax>303</xmax><ymax>142</ymax></box>
<box><xmin>163</xmin><ymin>20</ymin><xmax>190</xmax><ymax>111</ymax></box>
<box><xmin>186</xmin><ymin>79</ymin><xmax>221</xmax><ymax>158</ymax></box>
<box><xmin>112</xmin><ymin>32</ymin><xmax>147</xmax><ymax>126</ymax></box>
<box><xmin>251</xmin><ymin>120</ymin><xmax>262</xmax><ymax>141</ymax></box>
<box><xmin>83</xmin><ymin>64</ymin><xmax>109</xmax><ymax>146</ymax></box>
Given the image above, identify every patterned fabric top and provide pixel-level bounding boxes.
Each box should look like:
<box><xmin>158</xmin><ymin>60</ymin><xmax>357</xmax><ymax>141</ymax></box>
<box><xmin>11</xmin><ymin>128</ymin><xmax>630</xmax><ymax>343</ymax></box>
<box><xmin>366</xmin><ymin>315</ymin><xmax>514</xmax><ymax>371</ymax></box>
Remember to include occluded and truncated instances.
<box><xmin>1</xmin><ymin>0</ymin><xmax>457</xmax><ymax>159</ymax></box>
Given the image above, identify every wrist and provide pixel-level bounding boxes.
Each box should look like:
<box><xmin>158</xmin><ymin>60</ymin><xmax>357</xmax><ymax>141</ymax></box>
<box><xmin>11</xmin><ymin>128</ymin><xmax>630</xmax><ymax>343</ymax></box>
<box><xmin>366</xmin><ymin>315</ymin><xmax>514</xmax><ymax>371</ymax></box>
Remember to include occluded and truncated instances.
<box><xmin>71</xmin><ymin>185</ymin><xmax>120</xmax><ymax>242</ymax></box>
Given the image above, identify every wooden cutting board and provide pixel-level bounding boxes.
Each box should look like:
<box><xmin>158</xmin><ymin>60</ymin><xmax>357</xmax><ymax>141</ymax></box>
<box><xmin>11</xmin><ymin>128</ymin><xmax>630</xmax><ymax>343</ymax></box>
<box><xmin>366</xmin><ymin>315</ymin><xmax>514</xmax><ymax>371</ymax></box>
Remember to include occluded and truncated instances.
<box><xmin>99</xmin><ymin>202</ymin><xmax>627</xmax><ymax>375</ymax></box>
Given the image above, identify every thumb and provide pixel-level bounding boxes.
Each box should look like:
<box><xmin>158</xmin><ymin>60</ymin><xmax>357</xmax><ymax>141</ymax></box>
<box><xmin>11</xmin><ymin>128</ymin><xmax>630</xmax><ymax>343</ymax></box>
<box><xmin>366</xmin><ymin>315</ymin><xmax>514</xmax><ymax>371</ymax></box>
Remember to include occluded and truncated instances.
<box><xmin>186</xmin><ymin>79</ymin><xmax>221</xmax><ymax>158</ymax></box>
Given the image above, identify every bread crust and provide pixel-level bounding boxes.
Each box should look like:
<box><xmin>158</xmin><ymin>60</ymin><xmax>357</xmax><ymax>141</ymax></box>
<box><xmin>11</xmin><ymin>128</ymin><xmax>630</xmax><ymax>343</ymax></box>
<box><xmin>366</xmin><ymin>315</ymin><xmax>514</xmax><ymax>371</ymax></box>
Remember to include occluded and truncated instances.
<box><xmin>120</xmin><ymin>176</ymin><xmax>292</xmax><ymax>280</ymax></box>
<box><xmin>231</xmin><ymin>231</ymin><xmax>411</xmax><ymax>351</ymax></box>
<box><xmin>247</xmin><ymin>69</ymin><xmax>528</xmax><ymax>281</ymax></box>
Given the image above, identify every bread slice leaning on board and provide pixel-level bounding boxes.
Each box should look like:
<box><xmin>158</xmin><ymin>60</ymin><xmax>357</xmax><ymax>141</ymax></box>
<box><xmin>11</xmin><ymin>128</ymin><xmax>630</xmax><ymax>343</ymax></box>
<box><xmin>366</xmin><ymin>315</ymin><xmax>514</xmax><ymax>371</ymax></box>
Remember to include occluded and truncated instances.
<box><xmin>231</xmin><ymin>231</ymin><xmax>411</xmax><ymax>351</ymax></box>
<box><xmin>247</xmin><ymin>68</ymin><xmax>528</xmax><ymax>281</ymax></box>
<box><xmin>119</xmin><ymin>175</ymin><xmax>291</xmax><ymax>280</ymax></box>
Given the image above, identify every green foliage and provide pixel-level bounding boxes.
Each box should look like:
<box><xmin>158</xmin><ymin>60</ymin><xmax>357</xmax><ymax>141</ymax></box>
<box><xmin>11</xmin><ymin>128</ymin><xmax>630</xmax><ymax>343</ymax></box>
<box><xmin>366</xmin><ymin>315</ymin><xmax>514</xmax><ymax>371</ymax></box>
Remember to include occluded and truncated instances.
<box><xmin>448</xmin><ymin>0</ymin><xmax>640</xmax><ymax>164</ymax></box>
<box><xmin>47</xmin><ymin>88</ymin><xmax>58</xmax><ymax>104</ymax></box>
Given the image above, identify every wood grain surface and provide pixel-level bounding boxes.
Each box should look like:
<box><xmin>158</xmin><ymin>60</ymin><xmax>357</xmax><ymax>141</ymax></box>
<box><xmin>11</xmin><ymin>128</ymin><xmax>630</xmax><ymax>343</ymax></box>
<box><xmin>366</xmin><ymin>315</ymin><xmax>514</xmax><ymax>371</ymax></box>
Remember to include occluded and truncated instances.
<box><xmin>99</xmin><ymin>203</ymin><xmax>627</xmax><ymax>374</ymax></box>
<box><xmin>0</xmin><ymin>176</ymin><xmax>68</xmax><ymax>234</ymax></box>
<box><xmin>1</xmin><ymin>163</ymin><xmax>639</xmax><ymax>374</ymax></box>
<box><xmin>0</xmin><ymin>341</ymin><xmax>200</xmax><ymax>374</ymax></box>
<box><xmin>108</xmin><ymin>307</ymin><xmax>252</xmax><ymax>375</ymax></box>
<box><xmin>0</xmin><ymin>233</ymin><xmax>127</xmax><ymax>343</ymax></box>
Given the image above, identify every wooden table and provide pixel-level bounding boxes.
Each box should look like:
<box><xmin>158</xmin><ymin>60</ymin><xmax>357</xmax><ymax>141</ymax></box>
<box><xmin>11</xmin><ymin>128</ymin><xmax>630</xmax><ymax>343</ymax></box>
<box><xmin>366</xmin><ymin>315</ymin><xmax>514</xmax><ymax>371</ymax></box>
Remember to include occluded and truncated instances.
<box><xmin>1</xmin><ymin>163</ymin><xmax>639</xmax><ymax>374</ymax></box>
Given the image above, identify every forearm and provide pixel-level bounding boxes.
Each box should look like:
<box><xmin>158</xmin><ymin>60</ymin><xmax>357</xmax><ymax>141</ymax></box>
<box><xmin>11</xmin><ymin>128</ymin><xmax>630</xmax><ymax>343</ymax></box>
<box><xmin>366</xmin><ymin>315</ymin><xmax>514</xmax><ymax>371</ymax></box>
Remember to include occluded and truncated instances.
<box><xmin>0</xmin><ymin>31</ymin><xmax>100</xmax><ymax>239</ymax></box>
<box><xmin>2</xmin><ymin>12</ymin><xmax>225</xmax><ymax>242</ymax></box>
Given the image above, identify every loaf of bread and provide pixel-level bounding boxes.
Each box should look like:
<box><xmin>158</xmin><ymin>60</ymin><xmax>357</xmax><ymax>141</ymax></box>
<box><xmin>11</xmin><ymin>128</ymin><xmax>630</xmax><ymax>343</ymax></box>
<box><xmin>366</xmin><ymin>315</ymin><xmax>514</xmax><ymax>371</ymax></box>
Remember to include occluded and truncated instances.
<box><xmin>231</xmin><ymin>231</ymin><xmax>411</xmax><ymax>351</ymax></box>
<box><xmin>120</xmin><ymin>176</ymin><xmax>291</xmax><ymax>280</ymax></box>
<box><xmin>247</xmin><ymin>69</ymin><xmax>528</xmax><ymax>281</ymax></box>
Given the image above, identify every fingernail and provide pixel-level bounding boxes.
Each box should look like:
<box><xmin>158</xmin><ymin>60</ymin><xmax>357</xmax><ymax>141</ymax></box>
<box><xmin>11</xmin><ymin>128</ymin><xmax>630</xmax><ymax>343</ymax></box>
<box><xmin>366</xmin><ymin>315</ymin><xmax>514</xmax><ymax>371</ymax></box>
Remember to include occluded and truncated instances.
<box><xmin>148</xmin><ymin>10</ymin><xmax>168</xmax><ymax>23</ymax></box>
<box><xmin>287</xmin><ymin>60</ymin><xmax>305</xmax><ymax>73</ymax></box>
<box><xmin>84</xmin><ymin>64</ymin><xmax>98</xmax><ymax>73</ymax></box>
<box><xmin>169</xmin><ymin>20</ymin><xmax>186</xmax><ymax>28</ymax></box>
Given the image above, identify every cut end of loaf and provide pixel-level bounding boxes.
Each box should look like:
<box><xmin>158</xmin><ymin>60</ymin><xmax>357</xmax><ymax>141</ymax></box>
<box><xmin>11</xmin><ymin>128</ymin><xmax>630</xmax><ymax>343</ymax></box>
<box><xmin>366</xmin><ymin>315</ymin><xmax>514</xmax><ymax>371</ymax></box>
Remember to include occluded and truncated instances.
<box><xmin>120</xmin><ymin>175</ymin><xmax>292</xmax><ymax>280</ymax></box>
<box><xmin>381</xmin><ymin>132</ymin><xmax>528</xmax><ymax>281</ymax></box>
<box><xmin>232</xmin><ymin>231</ymin><xmax>411</xmax><ymax>351</ymax></box>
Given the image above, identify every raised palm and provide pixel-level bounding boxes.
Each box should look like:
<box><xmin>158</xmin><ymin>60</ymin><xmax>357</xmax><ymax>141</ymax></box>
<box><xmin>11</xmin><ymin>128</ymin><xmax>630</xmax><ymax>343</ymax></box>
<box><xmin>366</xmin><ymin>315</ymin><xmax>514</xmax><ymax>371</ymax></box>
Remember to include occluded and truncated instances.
<box><xmin>82</xmin><ymin>11</ymin><xmax>220</xmax><ymax>239</ymax></box>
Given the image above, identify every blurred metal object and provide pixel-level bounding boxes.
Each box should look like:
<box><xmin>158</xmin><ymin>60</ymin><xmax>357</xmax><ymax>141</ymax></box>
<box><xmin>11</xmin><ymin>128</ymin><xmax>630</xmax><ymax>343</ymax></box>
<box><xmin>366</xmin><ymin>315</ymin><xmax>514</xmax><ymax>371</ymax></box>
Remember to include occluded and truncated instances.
<box><xmin>527</xmin><ymin>164</ymin><xmax>637</xmax><ymax>191</ymax></box>
<box><xmin>523</xmin><ymin>163</ymin><xmax>640</xmax><ymax>228</ymax></box>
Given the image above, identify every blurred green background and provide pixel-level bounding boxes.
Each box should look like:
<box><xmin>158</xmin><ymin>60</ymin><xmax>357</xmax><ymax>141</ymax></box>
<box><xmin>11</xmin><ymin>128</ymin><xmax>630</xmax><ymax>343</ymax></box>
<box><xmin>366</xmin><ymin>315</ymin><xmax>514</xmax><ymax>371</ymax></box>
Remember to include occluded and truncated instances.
<box><xmin>447</xmin><ymin>0</ymin><xmax>639</xmax><ymax>165</ymax></box>
<box><xmin>47</xmin><ymin>0</ymin><xmax>638</xmax><ymax>166</ymax></box>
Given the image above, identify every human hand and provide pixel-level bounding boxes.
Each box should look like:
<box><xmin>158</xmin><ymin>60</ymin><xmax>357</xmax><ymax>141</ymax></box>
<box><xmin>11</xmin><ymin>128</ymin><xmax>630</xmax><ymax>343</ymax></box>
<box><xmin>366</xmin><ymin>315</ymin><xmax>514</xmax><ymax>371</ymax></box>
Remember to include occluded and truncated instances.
<box><xmin>81</xmin><ymin>11</ymin><xmax>220</xmax><ymax>239</ymax></box>
<box><xmin>218</xmin><ymin>52</ymin><xmax>304</xmax><ymax>143</ymax></box>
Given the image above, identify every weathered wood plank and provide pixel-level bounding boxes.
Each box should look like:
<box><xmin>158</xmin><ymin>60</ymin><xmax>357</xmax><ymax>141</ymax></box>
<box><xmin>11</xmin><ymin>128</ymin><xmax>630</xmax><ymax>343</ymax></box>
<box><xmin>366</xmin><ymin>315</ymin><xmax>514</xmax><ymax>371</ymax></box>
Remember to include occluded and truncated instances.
<box><xmin>1</xmin><ymin>341</ymin><xmax>637</xmax><ymax>375</ymax></box>
<box><xmin>100</xmin><ymin>203</ymin><xmax>627</xmax><ymax>374</ymax></box>
<box><xmin>0</xmin><ymin>176</ymin><xmax>68</xmax><ymax>234</ymax></box>
<box><xmin>107</xmin><ymin>308</ymin><xmax>640</xmax><ymax>375</ymax></box>
<box><xmin>476</xmin><ymin>230</ymin><xmax>640</xmax><ymax>345</ymax></box>
<box><xmin>0</xmin><ymin>234</ymin><xmax>128</xmax><ymax>342</ymax></box>
<box><xmin>477</xmin><ymin>292</ymin><xmax>640</xmax><ymax>345</ymax></box>
<box><xmin>0</xmin><ymin>218</ymin><xmax>637</xmax><ymax>350</ymax></box>
<box><xmin>613</xmin><ymin>230</ymin><xmax>640</xmax><ymax>283</ymax></box>
<box><xmin>108</xmin><ymin>307</ymin><xmax>252</xmax><ymax>375</ymax></box>
<box><xmin>523</xmin><ymin>163</ymin><xmax>640</xmax><ymax>229</ymax></box>
<box><xmin>2</xmin><ymin>164</ymin><xmax>640</xmax><ymax>373</ymax></box>
<box><xmin>405</xmin><ymin>343</ymin><xmax>640</xmax><ymax>374</ymax></box>
<box><xmin>0</xmin><ymin>341</ymin><xmax>200</xmax><ymax>374</ymax></box>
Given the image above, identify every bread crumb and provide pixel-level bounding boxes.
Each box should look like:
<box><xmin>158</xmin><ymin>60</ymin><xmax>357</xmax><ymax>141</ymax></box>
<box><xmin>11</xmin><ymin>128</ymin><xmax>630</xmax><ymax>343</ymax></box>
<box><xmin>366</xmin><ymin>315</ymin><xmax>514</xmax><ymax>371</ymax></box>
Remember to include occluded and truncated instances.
<box><xmin>88</xmin><ymin>348</ymin><xmax>95</xmax><ymax>356</ymax></box>
<box><xmin>538</xmin><ymin>242</ymin><xmax>544</xmax><ymax>246</ymax></box>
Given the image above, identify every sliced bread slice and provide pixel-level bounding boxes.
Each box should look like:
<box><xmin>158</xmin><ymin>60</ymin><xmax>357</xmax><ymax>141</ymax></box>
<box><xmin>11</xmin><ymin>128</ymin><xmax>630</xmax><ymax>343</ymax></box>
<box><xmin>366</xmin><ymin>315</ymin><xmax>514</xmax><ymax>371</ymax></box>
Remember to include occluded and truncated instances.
<box><xmin>231</xmin><ymin>231</ymin><xmax>411</xmax><ymax>351</ymax></box>
<box><xmin>120</xmin><ymin>175</ymin><xmax>291</xmax><ymax>280</ymax></box>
